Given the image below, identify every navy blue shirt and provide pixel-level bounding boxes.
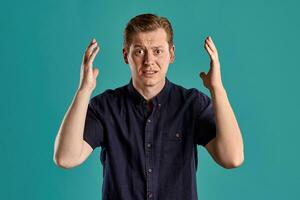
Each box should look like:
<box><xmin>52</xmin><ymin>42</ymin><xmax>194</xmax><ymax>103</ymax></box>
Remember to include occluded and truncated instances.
<box><xmin>83</xmin><ymin>77</ymin><xmax>216</xmax><ymax>200</ymax></box>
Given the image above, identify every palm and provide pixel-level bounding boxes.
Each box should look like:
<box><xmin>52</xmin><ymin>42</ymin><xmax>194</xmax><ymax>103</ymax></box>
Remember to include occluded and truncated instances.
<box><xmin>78</xmin><ymin>38</ymin><xmax>100</xmax><ymax>91</ymax></box>
<box><xmin>200</xmin><ymin>36</ymin><xmax>223</xmax><ymax>90</ymax></box>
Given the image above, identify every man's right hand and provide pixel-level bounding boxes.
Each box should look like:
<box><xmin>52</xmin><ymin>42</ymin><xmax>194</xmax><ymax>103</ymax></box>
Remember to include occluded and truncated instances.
<box><xmin>78</xmin><ymin>38</ymin><xmax>100</xmax><ymax>92</ymax></box>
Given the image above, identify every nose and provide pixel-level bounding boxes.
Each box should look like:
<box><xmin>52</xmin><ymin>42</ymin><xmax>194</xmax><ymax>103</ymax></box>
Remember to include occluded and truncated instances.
<box><xmin>144</xmin><ymin>51</ymin><xmax>155</xmax><ymax>66</ymax></box>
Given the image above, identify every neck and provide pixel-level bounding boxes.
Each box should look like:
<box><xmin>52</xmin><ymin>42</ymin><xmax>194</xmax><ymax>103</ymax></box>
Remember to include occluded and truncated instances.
<box><xmin>132</xmin><ymin>78</ymin><xmax>166</xmax><ymax>101</ymax></box>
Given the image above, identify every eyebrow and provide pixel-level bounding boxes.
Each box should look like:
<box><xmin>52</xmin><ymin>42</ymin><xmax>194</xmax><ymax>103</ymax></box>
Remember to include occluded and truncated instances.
<box><xmin>133</xmin><ymin>45</ymin><xmax>164</xmax><ymax>49</ymax></box>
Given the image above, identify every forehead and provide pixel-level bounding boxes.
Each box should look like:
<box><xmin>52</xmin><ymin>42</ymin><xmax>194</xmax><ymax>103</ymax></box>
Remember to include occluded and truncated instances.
<box><xmin>130</xmin><ymin>28</ymin><xmax>169</xmax><ymax>48</ymax></box>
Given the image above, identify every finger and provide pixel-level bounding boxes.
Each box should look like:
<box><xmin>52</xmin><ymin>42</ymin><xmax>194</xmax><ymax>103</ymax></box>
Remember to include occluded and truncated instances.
<box><xmin>86</xmin><ymin>42</ymin><xmax>98</xmax><ymax>57</ymax></box>
<box><xmin>84</xmin><ymin>38</ymin><xmax>97</xmax><ymax>57</ymax></box>
<box><xmin>88</xmin><ymin>45</ymin><xmax>100</xmax><ymax>64</ymax></box>
<box><xmin>86</xmin><ymin>38</ymin><xmax>97</xmax><ymax>50</ymax></box>
<box><xmin>84</xmin><ymin>42</ymin><xmax>98</xmax><ymax>63</ymax></box>
<box><xmin>204</xmin><ymin>43</ymin><xmax>213</xmax><ymax>57</ymax></box>
<box><xmin>200</xmin><ymin>72</ymin><xmax>206</xmax><ymax>79</ymax></box>
<box><xmin>205</xmin><ymin>37</ymin><xmax>214</xmax><ymax>52</ymax></box>
<box><xmin>207</xmin><ymin>36</ymin><xmax>217</xmax><ymax>53</ymax></box>
<box><xmin>93</xmin><ymin>68</ymin><xmax>99</xmax><ymax>79</ymax></box>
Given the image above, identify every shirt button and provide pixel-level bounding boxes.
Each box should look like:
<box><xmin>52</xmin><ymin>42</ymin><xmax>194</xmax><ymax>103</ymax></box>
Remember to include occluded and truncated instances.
<box><xmin>147</xmin><ymin>143</ymin><xmax>152</xmax><ymax>148</ymax></box>
<box><xmin>147</xmin><ymin>119</ymin><xmax>151</xmax><ymax>123</ymax></box>
<box><xmin>148</xmin><ymin>192</ymin><xmax>153</xmax><ymax>199</ymax></box>
<box><xmin>158</xmin><ymin>103</ymin><xmax>161</xmax><ymax>107</ymax></box>
<box><xmin>148</xmin><ymin>168</ymin><xmax>152</xmax><ymax>173</ymax></box>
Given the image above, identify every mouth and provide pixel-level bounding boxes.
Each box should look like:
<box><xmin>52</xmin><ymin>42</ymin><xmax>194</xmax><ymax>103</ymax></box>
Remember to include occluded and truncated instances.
<box><xmin>142</xmin><ymin>70</ymin><xmax>158</xmax><ymax>76</ymax></box>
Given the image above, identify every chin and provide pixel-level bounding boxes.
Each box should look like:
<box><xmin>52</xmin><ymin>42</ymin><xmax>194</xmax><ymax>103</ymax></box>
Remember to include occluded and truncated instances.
<box><xmin>141</xmin><ymin>79</ymin><xmax>157</xmax><ymax>87</ymax></box>
<box><xmin>142</xmin><ymin>77</ymin><xmax>164</xmax><ymax>87</ymax></box>
<box><xmin>133</xmin><ymin>72</ymin><xmax>165</xmax><ymax>87</ymax></box>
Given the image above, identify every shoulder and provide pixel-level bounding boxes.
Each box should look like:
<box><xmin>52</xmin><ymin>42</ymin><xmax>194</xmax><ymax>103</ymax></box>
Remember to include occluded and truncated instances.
<box><xmin>170</xmin><ymin>81</ymin><xmax>209</xmax><ymax>101</ymax></box>
<box><xmin>168</xmin><ymin>81</ymin><xmax>212</xmax><ymax>112</ymax></box>
<box><xmin>89</xmin><ymin>83</ymin><xmax>128</xmax><ymax>110</ymax></box>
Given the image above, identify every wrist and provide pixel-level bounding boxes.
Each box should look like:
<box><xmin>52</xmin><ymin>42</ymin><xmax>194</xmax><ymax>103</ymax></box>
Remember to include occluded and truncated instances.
<box><xmin>209</xmin><ymin>85</ymin><xmax>227</xmax><ymax>97</ymax></box>
<box><xmin>77</xmin><ymin>87</ymin><xmax>93</xmax><ymax>96</ymax></box>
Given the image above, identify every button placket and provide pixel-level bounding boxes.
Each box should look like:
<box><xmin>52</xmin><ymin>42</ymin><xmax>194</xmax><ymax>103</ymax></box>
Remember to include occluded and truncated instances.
<box><xmin>144</xmin><ymin>103</ymin><xmax>156</xmax><ymax>197</ymax></box>
<box><xmin>175</xmin><ymin>132</ymin><xmax>182</xmax><ymax>139</ymax></box>
<box><xmin>146</xmin><ymin>143</ymin><xmax>152</xmax><ymax>148</ymax></box>
<box><xmin>147</xmin><ymin>192</ymin><xmax>153</xmax><ymax>199</ymax></box>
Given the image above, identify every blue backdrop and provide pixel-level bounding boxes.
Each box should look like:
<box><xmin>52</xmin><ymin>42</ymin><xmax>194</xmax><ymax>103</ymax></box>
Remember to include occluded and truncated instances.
<box><xmin>1</xmin><ymin>0</ymin><xmax>299</xmax><ymax>199</ymax></box>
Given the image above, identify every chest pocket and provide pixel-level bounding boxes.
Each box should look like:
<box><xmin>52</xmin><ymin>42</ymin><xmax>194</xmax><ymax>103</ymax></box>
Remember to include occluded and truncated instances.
<box><xmin>161</xmin><ymin>130</ymin><xmax>184</xmax><ymax>165</ymax></box>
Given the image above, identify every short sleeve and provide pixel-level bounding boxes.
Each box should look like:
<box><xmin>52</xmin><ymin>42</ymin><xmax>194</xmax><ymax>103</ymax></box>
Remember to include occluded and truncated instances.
<box><xmin>194</xmin><ymin>91</ymin><xmax>217</xmax><ymax>146</ymax></box>
<box><xmin>83</xmin><ymin>97</ymin><xmax>104</xmax><ymax>150</ymax></box>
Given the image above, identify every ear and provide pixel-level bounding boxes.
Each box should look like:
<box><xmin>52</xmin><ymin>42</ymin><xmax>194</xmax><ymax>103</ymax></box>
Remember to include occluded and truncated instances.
<box><xmin>122</xmin><ymin>47</ymin><xmax>129</xmax><ymax>64</ymax></box>
<box><xmin>169</xmin><ymin>45</ymin><xmax>175</xmax><ymax>64</ymax></box>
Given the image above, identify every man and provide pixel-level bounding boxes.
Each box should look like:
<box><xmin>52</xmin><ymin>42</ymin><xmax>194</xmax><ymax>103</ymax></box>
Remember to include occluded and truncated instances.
<box><xmin>53</xmin><ymin>13</ymin><xmax>244</xmax><ymax>200</ymax></box>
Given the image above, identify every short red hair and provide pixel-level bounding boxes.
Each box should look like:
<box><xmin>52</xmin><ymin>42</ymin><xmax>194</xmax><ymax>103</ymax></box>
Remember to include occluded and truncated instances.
<box><xmin>123</xmin><ymin>13</ymin><xmax>174</xmax><ymax>52</ymax></box>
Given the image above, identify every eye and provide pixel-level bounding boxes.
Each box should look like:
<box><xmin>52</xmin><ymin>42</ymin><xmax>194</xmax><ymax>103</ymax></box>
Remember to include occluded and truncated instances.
<box><xmin>155</xmin><ymin>49</ymin><xmax>163</xmax><ymax>55</ymax></box>
<box><xmin>134</xmin><ymin>49</ymin><xmax>144</xmax><ymax>56</ymax></box>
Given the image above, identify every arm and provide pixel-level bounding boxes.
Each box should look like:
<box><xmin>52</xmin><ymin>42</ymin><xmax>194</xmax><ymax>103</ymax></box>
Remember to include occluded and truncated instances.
<box><xmin>200</xmin><ymin>36</ymin><xmax>244</xmax><ymax>169</ymax></box>
<box><xmin>53</xmin><ymin>38</ymin><xmax>100</xmax><ymax>169</ymax></box>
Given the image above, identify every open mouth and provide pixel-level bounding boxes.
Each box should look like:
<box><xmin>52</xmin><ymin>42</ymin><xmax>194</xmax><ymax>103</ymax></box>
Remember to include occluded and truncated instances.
<box><xmin>142</xmin><ymin>70</ymin><xmax>158</xmax><ymax>75</ymax></box>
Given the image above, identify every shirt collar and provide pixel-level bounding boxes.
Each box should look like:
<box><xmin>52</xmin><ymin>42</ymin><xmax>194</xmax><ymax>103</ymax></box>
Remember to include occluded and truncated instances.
<box><xmin>127</xmin><ymin>77</ymin><xmax>172</xmax><ymax>106</ymax></box>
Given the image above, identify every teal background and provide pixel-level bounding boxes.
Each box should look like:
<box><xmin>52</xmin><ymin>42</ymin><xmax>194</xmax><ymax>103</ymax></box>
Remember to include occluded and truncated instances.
<box><xmin>1</xmin><ymin>0</ymin><xmax>299</xmax><ymax>199</ymax></box>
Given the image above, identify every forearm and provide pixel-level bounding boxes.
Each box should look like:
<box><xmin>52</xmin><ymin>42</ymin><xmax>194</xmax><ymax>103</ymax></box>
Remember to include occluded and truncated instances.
<box><xmin>209</xmin><ymin>86</ymin><xmax>244</xmax><ymax>166</ymax></box>
<box><xmin>53</xmin><ymin>88</ymin><xmax>92</xmax><ymax>167</ymax></box>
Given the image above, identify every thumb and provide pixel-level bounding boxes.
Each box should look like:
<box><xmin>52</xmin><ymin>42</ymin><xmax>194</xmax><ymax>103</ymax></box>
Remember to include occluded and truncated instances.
<box><xmin>199</xmin><ymin>72</ymin><xmax>206</xmax><ymax>80</ymax></box>
<box><xmin>93</xmin><ymin>67</ymin><xmax>99</xmax><ymax>79</ymax></box>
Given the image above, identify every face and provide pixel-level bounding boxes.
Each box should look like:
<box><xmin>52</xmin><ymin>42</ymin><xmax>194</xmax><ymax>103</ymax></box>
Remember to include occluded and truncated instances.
<box><xmin>123</xmin><ymin>28</ymin><xmax>175</xmax><ymax>89</ymax></box>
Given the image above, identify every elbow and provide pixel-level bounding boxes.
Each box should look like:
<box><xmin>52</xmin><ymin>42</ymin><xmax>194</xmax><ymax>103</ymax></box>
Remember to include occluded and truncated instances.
<box><xmin>222</xmin><ymin>153</ymin><xmax>244</xmax><ymax>169</ymax></box>
<box><xmin>53</xmin><ymin>154</ymin><xmax>67</xmax><ymax>169</ymax></box>
<box><xmin>53</xmin><ymin>154</ymin><xmax>77</xmax><ymax>169</ymax></box>
<box><xmin>227</xmin><ymin>158</ymin><xmax>244</xmax><ymax>169</ymax></box>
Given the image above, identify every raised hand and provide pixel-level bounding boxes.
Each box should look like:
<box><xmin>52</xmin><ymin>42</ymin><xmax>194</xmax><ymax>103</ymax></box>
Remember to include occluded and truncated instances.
<box><xmin>200</xmin><ymin>36</ymin><xmax>224</xmax><ymax>91</ymax></box>
<box><xmin>78</xmin><ymin>38</ymin><xmax>100</xmax><ymax>92</ymax></box>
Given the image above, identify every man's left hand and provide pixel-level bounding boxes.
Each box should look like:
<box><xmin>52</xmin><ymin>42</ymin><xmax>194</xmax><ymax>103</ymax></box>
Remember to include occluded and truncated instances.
<box><xmin>200</xmin><ymin>36</ymin><xmax>224</xmax><ymax>91</ymax></box>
